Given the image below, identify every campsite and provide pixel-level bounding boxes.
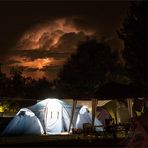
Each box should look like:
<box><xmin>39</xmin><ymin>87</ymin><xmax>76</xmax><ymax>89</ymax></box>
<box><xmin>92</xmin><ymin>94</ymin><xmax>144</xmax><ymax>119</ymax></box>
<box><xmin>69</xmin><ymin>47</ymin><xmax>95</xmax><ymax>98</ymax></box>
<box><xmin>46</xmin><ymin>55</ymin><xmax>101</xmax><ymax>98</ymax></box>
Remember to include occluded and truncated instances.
<box><xmin>0</xmin><ymin>99</ymin><xmax>125</xmax><ymax>147</ymax></box>
<box><xmin>1</xmin><ymin>97</ymin><xmax>148</xmax><ymax>147</ymax></box>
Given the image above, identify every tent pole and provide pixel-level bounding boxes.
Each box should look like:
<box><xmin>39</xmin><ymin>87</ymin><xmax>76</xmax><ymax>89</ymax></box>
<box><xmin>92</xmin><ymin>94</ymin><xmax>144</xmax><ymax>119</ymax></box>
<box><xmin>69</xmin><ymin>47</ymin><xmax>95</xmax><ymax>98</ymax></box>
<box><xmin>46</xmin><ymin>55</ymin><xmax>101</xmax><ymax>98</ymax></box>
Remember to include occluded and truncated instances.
<box><xmin>127</xmin><ymin>98</ymin><xmax>133</xmax><ymax>118</ymax></box>
<box><xmin>115</xmin><ymin>99</ymin><xmax>118</xmax><ymax>124</ymax></box>
<box><xmin>91</xmin><ymin>99</ymin><xmax>98</xmax><ymax>130</ymax></box>
<box><xmin>127</xmin><ymin>98</ymin><xmax>131</xmax><ymax>118</ymax></box>
<box><xmin>68</xmin><ymin>99</ymin><xmax>77</xmax><ymax>134</ymax></box>
<box><xmin>130</xmin><ymin>98</ymin><xmax>133</xmax><ymax>118</ymax></box>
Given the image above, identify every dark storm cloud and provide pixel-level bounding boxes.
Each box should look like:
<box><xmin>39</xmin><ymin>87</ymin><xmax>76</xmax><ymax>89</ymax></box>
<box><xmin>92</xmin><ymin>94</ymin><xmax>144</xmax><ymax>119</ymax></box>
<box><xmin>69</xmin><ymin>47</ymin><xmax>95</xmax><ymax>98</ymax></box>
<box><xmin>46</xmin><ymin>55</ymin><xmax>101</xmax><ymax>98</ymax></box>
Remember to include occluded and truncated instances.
<box><xmin>38</xmin><ymin>32</ymin><xmax>55</xmax><ymax>49</ymax></box>
<box><xmin>0</xmin><ymin>1</ymin><xmax>130</xmax><ymax>50</ymax></box>
<box><xmin>64</xmin><ymin>3</ymin><xmax>130</xmax><ymax>36</ymax></box>
<box><xmin>7</xmin><ymin>65</ymin><xmax>38</xmax><ymax>73</ymax></box>
<box><xmin>53</xmin><ymin>31</ymin><xmax>88</xmax><ymax>53</ymax></box>
<box><xmin>9</xmin><ymin>29</ymin><xmax>89</xmax><ymax>61</ymax></box>
<box><xmin>0</xmin><ymin>1</ymin><xmax>130</xmax><ymax>80</ymax></box>
<box><xmin>11</xmin><ymin>49</ymin><xmax>70</xmax><ymax>60</ymax></box>
<box><xmin>42</xmin><ymin>65</ymin><xmax>62</xmax><ymax>72</ymax></box>
<box><xmin>25</xmin><ymin>67</ymin><xmax>40</xmax><ymax>72</ymax></box>
<box><xmin>4</xmin><ymin>59</ymin><xmax>22</xmax><ymax>65</ymax></box>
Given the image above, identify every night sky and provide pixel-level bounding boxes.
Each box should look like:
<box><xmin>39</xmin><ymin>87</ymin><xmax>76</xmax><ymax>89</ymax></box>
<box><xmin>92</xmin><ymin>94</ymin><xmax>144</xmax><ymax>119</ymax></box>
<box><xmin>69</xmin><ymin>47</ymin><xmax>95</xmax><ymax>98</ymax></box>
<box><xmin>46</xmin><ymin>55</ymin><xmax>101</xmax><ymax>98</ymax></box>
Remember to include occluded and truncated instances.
<box><xmin>0</xmin><ymin>1</ymin><xmax>130</xmax><ymax>80</ymax></box>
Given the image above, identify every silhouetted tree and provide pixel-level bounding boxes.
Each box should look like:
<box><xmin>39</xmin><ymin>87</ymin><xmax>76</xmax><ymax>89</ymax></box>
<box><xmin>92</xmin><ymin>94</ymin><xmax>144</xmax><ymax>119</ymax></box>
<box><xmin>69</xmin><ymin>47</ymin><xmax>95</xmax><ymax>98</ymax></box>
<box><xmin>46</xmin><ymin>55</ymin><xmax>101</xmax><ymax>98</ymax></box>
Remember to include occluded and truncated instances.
<box><xmin>34</xmin><ymin>77</ymin><xmax>51</xmax><ymax>99</ymax></box>
<box><xmin>0</xmin><ymin>68</ymin><xmax>8</xmax><ymax>97</ymax></box>
<box><xmin>56</xmin><ymin>39</ymin><xmax>120</xmax><ymax>98</ymax></box>
<box><xmin>23</xmin><ymin>76</ymin><xmax>37</xmax><ymax>99</ymax></box>
<box><xmin>9</xmin><ymin>67</ymin><xmax>25</xmax><ymax>97</ymax></box>
<box><xmin>21</xmin><ymin>76</ymin><xmax>53</xmax><ymax>99</ymax></box>
<box><xmin>118</xmin><ymin>1</ymin><xmax>148</xmax><ymax>88</ymax></box>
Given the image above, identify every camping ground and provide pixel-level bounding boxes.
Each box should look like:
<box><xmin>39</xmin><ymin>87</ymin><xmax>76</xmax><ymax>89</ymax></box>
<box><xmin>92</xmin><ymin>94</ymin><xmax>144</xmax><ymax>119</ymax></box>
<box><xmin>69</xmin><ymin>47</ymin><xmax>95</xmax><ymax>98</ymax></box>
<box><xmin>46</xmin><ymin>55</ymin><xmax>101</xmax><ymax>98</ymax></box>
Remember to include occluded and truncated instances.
<box><xmin>0</xmin><ymin>134</ymin><xmax>129</xmax><ymax>147</ymax></box>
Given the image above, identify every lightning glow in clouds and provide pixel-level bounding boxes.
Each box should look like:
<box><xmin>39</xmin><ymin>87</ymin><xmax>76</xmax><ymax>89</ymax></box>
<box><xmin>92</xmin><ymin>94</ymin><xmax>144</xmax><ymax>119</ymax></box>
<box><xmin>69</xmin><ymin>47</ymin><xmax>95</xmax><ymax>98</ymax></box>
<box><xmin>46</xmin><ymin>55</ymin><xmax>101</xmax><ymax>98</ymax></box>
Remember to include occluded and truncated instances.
<box><xmin>9</xmin><ymin>56</ymin><xmax>54</xmax><ymax>69</ymax></box>
<box><xmin>11</xmin><ymin>18</ymin><xmax>94</xmax><ymax>80</ymax></box>
<box><xmin>17</xmin><ymin>18</ymin><xmax>87</xmax><ymax>50</ymax></box>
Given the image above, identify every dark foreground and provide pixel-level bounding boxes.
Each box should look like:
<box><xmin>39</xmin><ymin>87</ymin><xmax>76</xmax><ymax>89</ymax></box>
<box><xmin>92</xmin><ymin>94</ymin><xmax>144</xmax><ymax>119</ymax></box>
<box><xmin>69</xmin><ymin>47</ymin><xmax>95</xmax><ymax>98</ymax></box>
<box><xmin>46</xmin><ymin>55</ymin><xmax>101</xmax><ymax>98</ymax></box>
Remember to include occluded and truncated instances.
<box><xmin>0</xmin><ymin>135</ymin><xmax>129</xmax><ymax>148</ymax></box>
<box><xmin>0</xmin><ymin>117</ymin><xmax>129</xmax><ymax>147</ymax></box>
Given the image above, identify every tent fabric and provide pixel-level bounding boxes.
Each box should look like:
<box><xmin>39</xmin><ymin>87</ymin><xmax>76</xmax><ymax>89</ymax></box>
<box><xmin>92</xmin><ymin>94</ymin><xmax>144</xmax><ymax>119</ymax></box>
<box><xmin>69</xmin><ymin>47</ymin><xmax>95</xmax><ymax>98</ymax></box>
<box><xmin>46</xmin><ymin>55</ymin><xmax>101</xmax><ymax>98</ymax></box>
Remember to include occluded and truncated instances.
<box><xmin>76</xmin><ymin>106</ymin><xmax>103</xmax><ymax>131</ymax></box>
<box><xmin>3</xmin><ymin>98</ymin><xmax>103</xmax><ymax>135</ymax></box>
<box><xmin>2</xmin><ymin>108</ymin><xmax>44</xmax><ymax>135</ymax></box>
<box><xmin>96</xmin><ymin>106</ymin><xmax>112</xmax><ymax>127</ymax></box>
<box><xmin>29</xmin><ymin>99</ymin><xmax>72</xmax><ymax>135</ymax></box>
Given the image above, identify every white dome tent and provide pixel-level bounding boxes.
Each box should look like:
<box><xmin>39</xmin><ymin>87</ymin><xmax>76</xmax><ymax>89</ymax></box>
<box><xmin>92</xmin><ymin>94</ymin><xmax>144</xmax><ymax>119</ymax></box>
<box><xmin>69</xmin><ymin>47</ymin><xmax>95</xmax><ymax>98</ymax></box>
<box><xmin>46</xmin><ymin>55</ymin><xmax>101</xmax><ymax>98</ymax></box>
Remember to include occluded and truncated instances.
<box><xmin>2</xmin><ymin>108</ymin><xmax>44</xmax><ymax>135</ymax></box>
<box><xmin>2</xmin><ymin>98</ymin><xmax>103</xmax><ymax>135</ymax></box>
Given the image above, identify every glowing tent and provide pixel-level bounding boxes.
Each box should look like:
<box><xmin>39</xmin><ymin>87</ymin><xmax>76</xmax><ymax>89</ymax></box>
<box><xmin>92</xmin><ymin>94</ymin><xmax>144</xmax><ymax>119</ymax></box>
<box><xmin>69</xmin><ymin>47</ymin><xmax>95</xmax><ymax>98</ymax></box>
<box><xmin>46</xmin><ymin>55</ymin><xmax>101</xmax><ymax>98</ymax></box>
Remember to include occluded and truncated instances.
<box><xmin>3</xmin><ymin>98</ymin><xmax>103</xmax><ymax>135</ymax></box>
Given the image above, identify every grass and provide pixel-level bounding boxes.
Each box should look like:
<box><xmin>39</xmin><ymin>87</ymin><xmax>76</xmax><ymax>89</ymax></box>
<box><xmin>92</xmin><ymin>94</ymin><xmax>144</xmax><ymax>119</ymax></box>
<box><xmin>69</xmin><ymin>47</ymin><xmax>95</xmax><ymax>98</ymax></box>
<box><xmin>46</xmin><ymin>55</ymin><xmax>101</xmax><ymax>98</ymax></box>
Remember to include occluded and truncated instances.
<box><xmin>0</xmin><ymin>133</ymin><xmax>130</xmax><ymax>147</ymax></box>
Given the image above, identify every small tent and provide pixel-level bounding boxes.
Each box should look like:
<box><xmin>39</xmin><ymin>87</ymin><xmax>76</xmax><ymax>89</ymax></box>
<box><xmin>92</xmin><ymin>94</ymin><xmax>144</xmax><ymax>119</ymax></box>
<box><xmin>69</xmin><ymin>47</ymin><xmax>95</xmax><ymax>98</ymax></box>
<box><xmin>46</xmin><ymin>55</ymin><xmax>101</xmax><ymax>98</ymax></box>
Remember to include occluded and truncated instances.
<box><xmin>96</xmin><ymin>106</ymin><xmax>112</xmax><ymax>127</ymax></box>
<box><xmin>76</xmin><ymin>106</ymin><xmax>103</xmax><ymax>131</ymax></box>
<box><xmin>3</xmin><ymin>98</ymin><xmax>103</xmax><ymax>135</ymax></box>
<box><xmin>2</xmin><ymin>108</ymin><xmax>44</xmax><ymax>135</ymax></box>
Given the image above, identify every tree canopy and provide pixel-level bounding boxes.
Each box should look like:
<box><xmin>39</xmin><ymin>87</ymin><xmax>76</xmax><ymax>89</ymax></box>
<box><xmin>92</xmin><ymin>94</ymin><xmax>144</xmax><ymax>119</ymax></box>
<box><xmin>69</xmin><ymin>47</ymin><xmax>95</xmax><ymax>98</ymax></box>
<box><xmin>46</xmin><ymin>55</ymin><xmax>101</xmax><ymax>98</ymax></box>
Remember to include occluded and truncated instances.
<box><xmin>56</xmin><ymin>39</ymin><xmax>123</xmax><ymax>98</ymax></box>
<box><xmin>0</xmin><ymin>66</ymin><xmax>55</xmax><ymax>99</ymax></box>
<box><xmin>118</xmin><ymin>1</ymin><xmax>148</xmax><ymax>88</ymax></box>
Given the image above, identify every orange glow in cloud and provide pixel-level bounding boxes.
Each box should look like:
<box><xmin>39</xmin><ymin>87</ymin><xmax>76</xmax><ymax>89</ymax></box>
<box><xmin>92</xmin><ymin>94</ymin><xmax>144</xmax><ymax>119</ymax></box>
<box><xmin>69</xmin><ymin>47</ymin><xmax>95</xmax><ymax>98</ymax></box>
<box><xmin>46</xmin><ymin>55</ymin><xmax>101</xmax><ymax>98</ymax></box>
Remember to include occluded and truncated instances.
<box><xmin>10</xmin><ymin>56</ymin><xmax>54</xmax><ymax>69</ymax></box>
<box><xmin>51</xmin><ymin>36</ymin><xmax>59</xmax><ymax>47</ymax></box>
<box><xmin>23</xmin><ymin>58</ymin><xmax>53</xmax><ymax>69</ymax></box>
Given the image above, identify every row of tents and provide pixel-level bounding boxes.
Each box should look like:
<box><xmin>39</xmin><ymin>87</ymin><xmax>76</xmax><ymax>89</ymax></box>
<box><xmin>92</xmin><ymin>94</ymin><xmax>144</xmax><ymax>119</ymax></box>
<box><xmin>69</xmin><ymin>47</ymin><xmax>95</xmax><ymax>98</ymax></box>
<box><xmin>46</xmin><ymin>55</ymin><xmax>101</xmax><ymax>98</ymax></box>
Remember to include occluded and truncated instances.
<box><xmin>2</xmin><ymin>98</ymin><xmax>112</xmax><ymax>135</ymax></box>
